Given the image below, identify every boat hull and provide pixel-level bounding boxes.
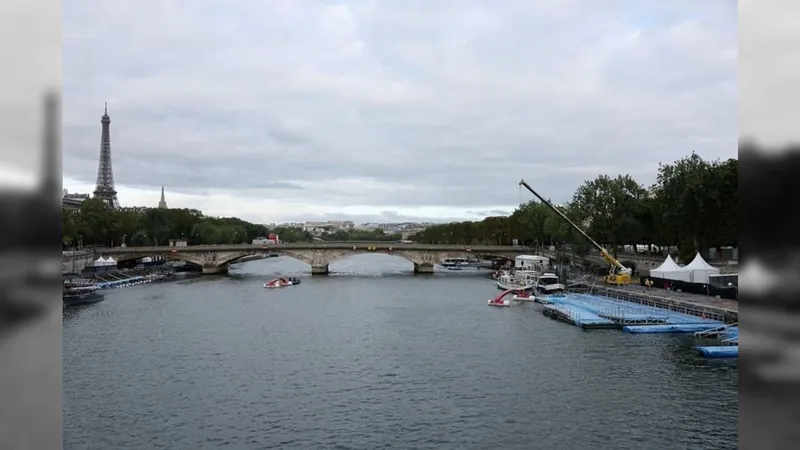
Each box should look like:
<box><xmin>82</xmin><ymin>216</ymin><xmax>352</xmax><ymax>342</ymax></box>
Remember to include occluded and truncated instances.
<box><xmin>63</xmin><ymin>291</ymin><xmax>104</xmax><ymax>307</ymax></box>
<box><xmin>264</xmin><ymin>282</ymin><xmax>294</xmax><ymax>288</ymax></box>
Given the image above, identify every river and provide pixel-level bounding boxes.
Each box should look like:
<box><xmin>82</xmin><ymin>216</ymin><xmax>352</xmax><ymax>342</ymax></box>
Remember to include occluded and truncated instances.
<box><xmin>64</xmin><ymin>254</ymin><xmax>738</xmax><ymax>449</ymax></box>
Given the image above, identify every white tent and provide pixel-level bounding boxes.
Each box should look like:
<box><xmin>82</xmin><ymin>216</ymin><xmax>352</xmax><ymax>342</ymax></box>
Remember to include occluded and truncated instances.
<box><xmin>684</xmin><ymin>253</ymin><xmax>720</xmax><ymax>284</ymax></box>
<box><xmin>649</xmin><ymin>255</ymin><xmax>691</xmax><ymax>282</ymax></box>
<box><xmin>94</xmin><ymin>256</ymin><xmax>109</xmax><ymax>267</ymax></box>
<box><xmin>93</xmin><ymin>256</ymin><xmax>118</xmax><ymax>267</ymax></box>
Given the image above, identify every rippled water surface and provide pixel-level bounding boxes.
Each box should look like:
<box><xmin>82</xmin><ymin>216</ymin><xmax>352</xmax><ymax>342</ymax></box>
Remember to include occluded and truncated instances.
<box><xmin>64</xmin><ymin>256</ymin><xmax>738</xmax><ymax>449</ymax></box>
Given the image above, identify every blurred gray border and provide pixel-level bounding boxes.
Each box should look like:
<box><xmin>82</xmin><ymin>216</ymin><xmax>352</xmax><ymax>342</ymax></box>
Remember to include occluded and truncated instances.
<box><xmin>739</xmin><ymin>1</ymin><xmax>800</xmax><ymax>450</ymax></box>
<box><xmin>3</xmin><ymin>0</ymin><xmax>796</xmax><ymax>449</ymax></box>
<box><xmin>0</xmin><ymin>0</ymin><xmax>63</xmax><ymax>449</ymax></box>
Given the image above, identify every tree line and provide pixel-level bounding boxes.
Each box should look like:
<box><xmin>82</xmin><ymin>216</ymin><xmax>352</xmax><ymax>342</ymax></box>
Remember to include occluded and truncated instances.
<box><xmin>62</xmin><ymin>200</ymin><xmax>402</xmax><ymax>247</ymax></box>
<box><xmin>411</xmin><ymin>153</ymin><xmax>737</xmax><ymax>262</ymax></box>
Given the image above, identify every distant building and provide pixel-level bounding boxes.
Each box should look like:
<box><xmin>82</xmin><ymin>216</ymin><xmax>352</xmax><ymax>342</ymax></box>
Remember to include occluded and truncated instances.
<box><xmin>301</xmin><ymin>220</ymin><xmax>354</xmax><ymax>232</ymax></box>
<box><xmin>252</xmin><ymin>233</ymin><xmax>279</xmax><ymax>244</ymax></box>
<box><xmin>62</xmin><ymin>190</ymin><xmax>90</xmax><ymax>210</ymax></box>
<box><xmin>119</xmin><ymin>206</ymin><xmax>150</xmax><ymax>214</ymax></box>
<box><xmin>158</xmin><ymin>186</ymin><xmax>168</xmax><ymax>209</ymax></box>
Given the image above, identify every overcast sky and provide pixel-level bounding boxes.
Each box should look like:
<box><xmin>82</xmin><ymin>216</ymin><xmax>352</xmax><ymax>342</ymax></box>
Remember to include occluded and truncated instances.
<box><xmin>59</xmin><ymin>0</ymin><xmax>737</xmax><ymax>224</ymax></box>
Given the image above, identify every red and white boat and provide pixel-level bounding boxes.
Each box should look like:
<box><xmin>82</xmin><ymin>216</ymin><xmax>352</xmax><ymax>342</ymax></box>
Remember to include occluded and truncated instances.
<box><xmin>263</xmin><ymin>277</ymin><xmax>301</xmax><ymax>288</ymax></box>
<box><xmin>488</xmin><ymin>289</ymin><xmax>513</xmax><ymax>307</ymax></box>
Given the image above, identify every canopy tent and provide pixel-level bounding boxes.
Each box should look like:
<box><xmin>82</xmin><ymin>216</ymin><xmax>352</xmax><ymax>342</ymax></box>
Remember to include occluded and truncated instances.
<box><xmin>93</xmin><ymin>256</ymin><xmax>108</xmax><ymax>267</ymax></box>
<box><xmin>649</xmin><ymin>255</ymin><xmax>691</xmax><ymax>282</ymax></box>
<box><xmin>684</xmin><ymin>253</ymin><xmax>720</xmax><ymax>284</ymax></box>
<box><xmin>93</xmin><ymin>256</ymin><xmax>118</xmax><ymax>267</ymax></box>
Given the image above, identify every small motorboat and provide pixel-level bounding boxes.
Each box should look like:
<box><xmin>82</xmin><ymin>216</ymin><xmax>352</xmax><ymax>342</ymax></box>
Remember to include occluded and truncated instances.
<box><xmin>263</xmin><ymin>276</ymin><xmax>301</xmax><ymax>288</ymax></box>
<box><xmin>488</xmin><ymin>298</ymin><xmax>512</xmax><ymax>307</ymax></box>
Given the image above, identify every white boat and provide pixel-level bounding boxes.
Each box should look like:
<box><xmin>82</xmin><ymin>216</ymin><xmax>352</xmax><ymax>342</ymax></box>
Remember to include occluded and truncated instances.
<box><xmin>536</xmin><ymin>273</ymin><xmax>566</xmax><ymax>294</ymax></box>
<box><xmin>496</xmin><ymin>270</ymin><xmax>539</xmax><ymax>290</ymax></box>
<box><xmin>438</xmin><ymin>257</ymin><xmax>492</xmax><ymax>271</ymax></box>
<box><xmin>488</xmin><ymin>298</ymin><xmax>512</xmax><ymax>307</ymax></box>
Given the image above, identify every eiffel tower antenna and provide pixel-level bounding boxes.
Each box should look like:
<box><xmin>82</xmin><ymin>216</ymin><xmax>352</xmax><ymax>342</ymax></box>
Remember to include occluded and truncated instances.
<box><xmin>93</xmin><ymin>102</ymin><xmax>119</xmax><ymax>208</ymax></box>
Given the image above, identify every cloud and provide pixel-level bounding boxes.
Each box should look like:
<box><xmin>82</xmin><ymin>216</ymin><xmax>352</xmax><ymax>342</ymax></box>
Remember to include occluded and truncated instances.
<box><xmin>740</xmin><ymin>0</ymin><xmax>800</xmax><ymax>148</ymax></box>
<box><xmin>62</xmin><ymin>0</ymin><xmax>737</xmax><ymax>223</ymax></box>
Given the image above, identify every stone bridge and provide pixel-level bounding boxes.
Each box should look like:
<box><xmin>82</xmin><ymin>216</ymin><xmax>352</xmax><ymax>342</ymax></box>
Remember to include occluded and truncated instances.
<box><xmin>69</xmin><ymin>243</ymin><xmax>532</xmax><ymax>275</ymax></box>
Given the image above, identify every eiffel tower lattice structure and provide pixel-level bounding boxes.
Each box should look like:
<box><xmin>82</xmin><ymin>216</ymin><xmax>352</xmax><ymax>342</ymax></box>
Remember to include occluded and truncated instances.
<box><xmin>93</xmin><ymin>102</ymin><xmax>119</xmax><ymax>208</ymax></box>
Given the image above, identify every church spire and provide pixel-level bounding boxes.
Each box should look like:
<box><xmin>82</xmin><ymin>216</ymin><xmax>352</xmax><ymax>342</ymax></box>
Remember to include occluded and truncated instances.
<box><xmin>158</xmin><ymin>185</ymin><xmax>168</xmax><ymax>209</ymax></box>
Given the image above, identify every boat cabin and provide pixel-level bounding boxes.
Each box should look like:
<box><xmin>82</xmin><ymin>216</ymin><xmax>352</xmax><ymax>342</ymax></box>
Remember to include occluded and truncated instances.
<box><xmin>514</xmin><ymin>254</ymin><xmax>549</xmax><ymax>270</ymax></box>
<box><xmin>538</xmin><ymin>273</ymin><xmax>560</xmax><ymax>286</ymax></box>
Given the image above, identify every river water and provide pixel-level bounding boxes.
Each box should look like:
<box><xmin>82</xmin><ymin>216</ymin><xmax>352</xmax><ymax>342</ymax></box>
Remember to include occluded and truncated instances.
<box><xmin>64</xmin><ymin>255</ymin><xmax>738</xmax><ymax>449</ymax></box>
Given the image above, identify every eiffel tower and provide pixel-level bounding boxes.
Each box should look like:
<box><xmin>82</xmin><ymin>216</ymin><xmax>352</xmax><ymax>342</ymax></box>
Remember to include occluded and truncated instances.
<box><xmin>93</xmin><ymin>102</ymin><xmax>119</xmax><ymax>208</ymax></box>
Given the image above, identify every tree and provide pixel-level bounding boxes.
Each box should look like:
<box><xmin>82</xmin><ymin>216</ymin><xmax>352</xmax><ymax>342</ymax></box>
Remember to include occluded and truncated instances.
<box><xmin>62</xmin><ymin>203</ymin><xmax>282</xmax><ymax>247</ymax></box>
<box><xmin>653</xmin><ymin>153</ymin><xmax>738</xmax><ymax>261</ymax></box>
<box><xmin>571</xmin><ymin>174</ymin><xmax>650</xmax><ymax>256</ymax></box>
<box><xmin>541</xmin><ymin>203</ymin><xmax>592</xmax><ymax>257</ymax></box>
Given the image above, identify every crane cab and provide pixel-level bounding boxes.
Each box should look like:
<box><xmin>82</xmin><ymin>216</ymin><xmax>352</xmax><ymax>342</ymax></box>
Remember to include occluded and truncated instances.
<box><xmin>605</xmin><ymin>272</ymin><xmax>631</xmax><ymax>285</ymax></box>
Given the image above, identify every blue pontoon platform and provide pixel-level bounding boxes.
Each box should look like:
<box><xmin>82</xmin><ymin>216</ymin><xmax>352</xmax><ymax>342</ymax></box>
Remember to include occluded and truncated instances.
<box><xmin>695</xmin><ymin>345</ymin><xmax>738</xmax><ymax>358</ymax></box>
<box><xmin>541</xmin><ymin>304</ymin><xmax>617</xmax><ymax>330</ymax></box>
<box><xmin>621</xmin><ymin>323</ymin><xmax>725</xmax><ymax>334</ymax></box>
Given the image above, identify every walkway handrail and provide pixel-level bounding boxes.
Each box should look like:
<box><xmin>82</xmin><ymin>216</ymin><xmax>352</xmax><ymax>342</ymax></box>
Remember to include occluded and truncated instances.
<box><xmin>694</xmin><ymin>322</ymin><xmax>738</xmax><ymax>337</ymax></box>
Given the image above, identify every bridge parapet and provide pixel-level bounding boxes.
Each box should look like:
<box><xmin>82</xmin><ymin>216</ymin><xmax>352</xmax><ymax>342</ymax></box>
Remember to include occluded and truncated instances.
<box><xmin>101</xmin><ymin>243</ymin><xmax>533</xmax><ymax>253</ymax></box>
<box><xmin>89</xmin><ymin>243</ymin><xmax>532</xmax><ymax>275</ymax></box>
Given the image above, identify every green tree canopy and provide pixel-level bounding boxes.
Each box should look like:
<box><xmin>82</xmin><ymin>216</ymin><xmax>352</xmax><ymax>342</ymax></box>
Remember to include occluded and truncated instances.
<box><xmin>412</xmin><ymin>153</ymin><xmax>737</xmax><ymax>258</ymax></box>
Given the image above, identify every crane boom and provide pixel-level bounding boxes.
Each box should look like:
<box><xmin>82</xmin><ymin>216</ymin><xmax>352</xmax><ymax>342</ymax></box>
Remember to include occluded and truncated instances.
<box><xmin>518</xmin><ymin>179</ymin><xmax>630</xmax><ymax>276</ymax></box>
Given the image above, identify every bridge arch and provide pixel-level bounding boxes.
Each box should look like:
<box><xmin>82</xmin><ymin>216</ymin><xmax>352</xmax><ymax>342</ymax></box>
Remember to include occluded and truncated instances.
<box><xmin>324</xmin><ymin>249</ymin><xmax>420</xmax><ymax>266</ymax></box>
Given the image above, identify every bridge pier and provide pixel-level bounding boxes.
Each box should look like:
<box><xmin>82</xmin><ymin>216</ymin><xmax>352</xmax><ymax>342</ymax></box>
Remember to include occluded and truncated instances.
<box><xmin>311</xmin><ymin>264</ymin><xmax>329</xmax><ymax>275</ymax></box>
<box><xmin>202</xmin><ymin>264</ymin><xmax>228</xmax><ymax>275</ymax></box>
<box><xmin>413</xmin><ymin>263</ymin><xmax>434</xmax><ymax>274</ymax></box>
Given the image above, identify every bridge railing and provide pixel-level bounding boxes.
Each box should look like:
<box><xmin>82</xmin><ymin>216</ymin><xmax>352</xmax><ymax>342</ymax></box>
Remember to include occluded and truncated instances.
<box><xmin>63</xmin><ymin>249</ymin><xmax>93</xmax><ymax>257</ymax></box>
<box><xmin>93</xmin><ymin>243</ymin><xmax>536</xmax><ymax>252</ymax></box>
